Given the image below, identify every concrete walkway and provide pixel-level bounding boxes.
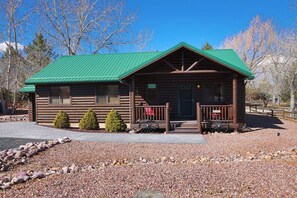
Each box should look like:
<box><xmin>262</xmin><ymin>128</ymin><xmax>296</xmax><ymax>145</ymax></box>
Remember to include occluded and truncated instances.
<box><xmin>0</xmin><ymin>122</ymin><xmax>206</xmax><ymax>144</ymax></box>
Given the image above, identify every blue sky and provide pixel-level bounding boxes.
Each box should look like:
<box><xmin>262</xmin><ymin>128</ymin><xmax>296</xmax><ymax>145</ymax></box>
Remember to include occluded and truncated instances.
<box><xmin>0</xmin><ymin>0</ymin><xmax>295</xmax><ymax>54</ymax></box>
<box><xmin>129</xmin><ymin>0</ymin><xmax>296</xmax><ymax>51</ymax></box>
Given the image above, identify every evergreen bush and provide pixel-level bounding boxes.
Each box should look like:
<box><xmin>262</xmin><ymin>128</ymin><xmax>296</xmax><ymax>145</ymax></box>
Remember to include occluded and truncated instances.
<box><xmin>79</xmin><ymin>109</ymin><xmax>99</xmax><ymax>130</ymax></box>
<box><xmin>53</xmin><ymin>111</ymin><xmax>70</xmax><ymax>128</ymax></box>
<box><xmin>105</xmin><ymin>109</ymin><xmax>127</xmax><ymax>132</ymax></box>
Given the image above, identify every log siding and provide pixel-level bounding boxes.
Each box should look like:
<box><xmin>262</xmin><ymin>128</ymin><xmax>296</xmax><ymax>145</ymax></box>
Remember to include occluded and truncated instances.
<box><xmin>35</xmin><ymin>84</ymin><xmax>130</xmax><ymax>125</ymax></box>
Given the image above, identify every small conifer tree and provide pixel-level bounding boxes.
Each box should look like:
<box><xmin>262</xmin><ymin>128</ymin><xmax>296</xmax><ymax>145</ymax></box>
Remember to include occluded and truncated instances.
<box><xmin>53</xmin><ymin>111</ymin><xmax>70</xmax><ymax>128</ymax></box>
<box><xmin>105</xmin><ymin>109</ymin><xmax>127</xmax><ymax>132</ymax></box>
<box><xmin>79</xmin><ymin>109</ymin><xmax>99</xmax><ymax>130</ymax></box>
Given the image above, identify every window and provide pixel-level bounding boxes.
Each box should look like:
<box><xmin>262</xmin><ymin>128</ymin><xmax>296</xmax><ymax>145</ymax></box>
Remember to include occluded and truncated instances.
<box><xmin>96</xmin><ymin>85</ymin><xmax>119</xmax><ymax>104</ymax></box>
<box><xmin>203</xmin><ymin>83</ymin><xmax>224</xmax><ymax>103</ymax></box>
<box><xmin>49</xmin><ymin>86</ymin><xmax>70</xmax><ymax>104</ymax></box>
<box><xmin>147</xmin><ymin>83</ymin><xmax>158</xmax><ymax>104</ymax></box>
<box><xmin>213</xmin><ymin>83</ymin><xmax>224</xmax><ymax>102</ymax></box>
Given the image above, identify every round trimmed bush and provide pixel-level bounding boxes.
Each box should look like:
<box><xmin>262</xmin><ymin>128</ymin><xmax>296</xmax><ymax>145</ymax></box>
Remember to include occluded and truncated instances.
<box><xmin>79</xmin><ymin>109</ymin><xmax>99</xmax><ymax>130</ymax></box>
<box><xmin>105</xmin><ymin>109</ymin><xmax>127</xmax><ymax>132</ymax></box>
<box><xmin>53</xmin><ymin>111</ymin><xmax>70</xmax><ymax>128</ymax></box>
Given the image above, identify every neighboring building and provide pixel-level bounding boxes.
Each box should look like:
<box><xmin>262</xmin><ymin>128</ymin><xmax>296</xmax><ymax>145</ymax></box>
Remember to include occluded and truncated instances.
<box><xmin>20</xmin><ymin>42</ymin><xmax>253</xmax><ymax>132</ymax></box>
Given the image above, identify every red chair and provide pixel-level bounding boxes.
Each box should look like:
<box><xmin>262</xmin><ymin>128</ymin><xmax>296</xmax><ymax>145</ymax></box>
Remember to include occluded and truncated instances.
<box><xmin>145</xmin><ymin>107</ymin><xmax>155</xmax><ymax>120</ymax></box>
<box><xmin>210</xmin><ymin>109</ymin><xmax>221</xmax><ymax>120</ymax></box>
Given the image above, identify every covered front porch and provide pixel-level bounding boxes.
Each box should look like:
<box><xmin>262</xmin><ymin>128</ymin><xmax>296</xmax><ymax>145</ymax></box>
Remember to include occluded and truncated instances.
<box><xmin>129</xmin><ymin>72</ymin><xmax>241</xmax><ymax>133</ymax></box>
<box><xmin>124</xmin><ymin>44</ymin><xmax>247</xmax><ymax>133</ymax></box>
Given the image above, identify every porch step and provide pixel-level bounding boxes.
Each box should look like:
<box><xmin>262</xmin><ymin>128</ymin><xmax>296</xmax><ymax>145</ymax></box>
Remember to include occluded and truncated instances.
<box><xmin>171</xmin><ymin>121</ymin><xmax>198</xmax><ymax>128</ymax></box>
<box><xmin>179</xmin><ymin>123</ymin><xmax>198</xmax><ymax>128</ymax></box>
<box><xmin>171</xmin><ymin>127</ymin><xmax>200</xmax><ymax>133</ymax></box>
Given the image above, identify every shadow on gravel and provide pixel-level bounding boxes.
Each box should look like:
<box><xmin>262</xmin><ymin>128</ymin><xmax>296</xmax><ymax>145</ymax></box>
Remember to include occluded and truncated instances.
<box><xmin>246</xmin><ymin>113</ymin><xmax>285</xmax><ymax>131</ymax></box>
<box><xmin>0</xmin><ymin>138</ymin><xmax>47</xmax><ymax>150</ymax></box>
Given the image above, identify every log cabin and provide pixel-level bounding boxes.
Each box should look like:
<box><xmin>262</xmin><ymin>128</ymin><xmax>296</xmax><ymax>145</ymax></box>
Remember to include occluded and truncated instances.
<box><xmin>20</xmin><ymin>42</ymin><xmax>253</xmax><ymax>133</ymax></box>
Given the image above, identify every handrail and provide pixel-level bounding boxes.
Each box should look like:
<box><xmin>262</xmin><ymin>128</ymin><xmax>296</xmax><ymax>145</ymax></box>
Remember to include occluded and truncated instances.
<box><xmin>135</xmin><ymin>103</ymin><xmax>170</xmax><ymax>133</ymax></box>
<box><xmin>201</xmin><ymin>104</ymin><xmax>233</xmax><ymax>107</ymax></box>
<box><xmin>135</xmin><ymin>105</ymin><xmax>167</xmax><ymax>121</ymax></box>
<box><xmin>135</xmin><ymin>105</ymin><xmax>166</xmax><ymax>108</ymax></box>
<box><xmin>200</xmin><ymin>104</ymin><xmax>233</xmax><ymax>121</ymax></box>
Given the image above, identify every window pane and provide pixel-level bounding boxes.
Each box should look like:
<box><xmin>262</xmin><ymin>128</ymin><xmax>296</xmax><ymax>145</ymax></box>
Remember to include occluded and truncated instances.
<box><xmin>96</xmin><ymin>85</ymin><xmax>107</xmax><ymax>104</ymax></box>
<box><xmin>60</xmin><ymin>86</ymin><xmax>70</xmax><ymax>104</ymax></box>
<box><xmin>50</xmin><ymin>87</ymin><xmax>60</xmax><ymax>104</ymax></box>
<box><xmin>108</xmin><ymin>85</ymin><xmax>119</xmax><ymax>103</ymax></box>
<box><xmin>213</xmin><ymin>84</ymin><xmax>224</xmax><ymax>102</ymax></box>
<box><xmin>51</xmin><ymin>97</ymin><xmax>61</xmax><ymax>104</ymax></box>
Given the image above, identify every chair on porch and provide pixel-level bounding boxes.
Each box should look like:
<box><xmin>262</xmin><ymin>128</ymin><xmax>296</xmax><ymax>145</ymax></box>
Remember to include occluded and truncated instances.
<box><xmin>210</xmin><ymin>109</ymin><xmax>221</xmax><ymax>120</ymax></box>
<box><xmin>137</xmin><ymin>107</ymin><xmax>159</xmax><ymax>132</ymax></box>
<box><xmin>144</xmin><ymin>107</ymin><xmax>155</xmax><ymax>120</ymax></box>
<box><xmin>209</xmin><ymin>109</ymin><xmax>229</xmax><ymax>132</ymax></box>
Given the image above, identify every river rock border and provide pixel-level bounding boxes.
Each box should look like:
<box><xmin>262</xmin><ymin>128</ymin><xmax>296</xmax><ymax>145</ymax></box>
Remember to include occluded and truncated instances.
<box><xmin>0</xmin><ymin>115</ymin><xmax>29</xmax><ymax>122</ymax></box>
<box><xmin>0</xmin><ymin>137</ymin><xmax>71</xmax><ymax>173</ymax></box>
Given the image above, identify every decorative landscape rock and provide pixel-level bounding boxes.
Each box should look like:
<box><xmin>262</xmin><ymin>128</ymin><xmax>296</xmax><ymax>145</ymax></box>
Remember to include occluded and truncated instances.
<box><xmin>62</xmin><ymin>166</ymin><xmax>70</xmax><ymax>174</ymax></box>
<box><xmin>32</xmin><ymin>171</ymin><xmax>45</xmax><ymax>179</ymax></box>
<box><xmin>0</xmin><ymin>138</ymin><xmax>71</xmax><ymax>175</ymax></box>
<box><xmin>0</xmin><ymin>115</ymin><xmax>29</xmax><ymax>122</ymax></box>
<box><xmin>134</xmin><ymin>190</ymin><xmax>165</xmax><ymax>198</ymax></box>
<box><xmin>0</xmin><ymin>137</ymin><xmax>71</xmax><ymax>190</ymax></box>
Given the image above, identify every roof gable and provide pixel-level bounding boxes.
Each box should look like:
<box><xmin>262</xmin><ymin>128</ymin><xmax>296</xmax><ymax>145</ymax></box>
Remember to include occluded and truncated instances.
<box><xmin>24</xmin><ymin>42</ymin><xmax>253</xmax><ymax>86</ymax></box>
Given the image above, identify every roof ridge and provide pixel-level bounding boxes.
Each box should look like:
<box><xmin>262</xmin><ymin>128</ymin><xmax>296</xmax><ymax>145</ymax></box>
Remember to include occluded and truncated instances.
<box><xmin>204</xmin><ymin>49</ymin><xmax>234</xmax><ymax>51</ymax></box>
<box><xmin>61</xmin><ymin>51</ymin><xmax>162</xmax><ymax>57</ymax></box>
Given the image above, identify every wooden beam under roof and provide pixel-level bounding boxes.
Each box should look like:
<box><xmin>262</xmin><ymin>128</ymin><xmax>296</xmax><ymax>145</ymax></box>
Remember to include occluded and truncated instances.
<box><xmin>161</xmin><ymin>59</ymin><xmax>179</xmax><ymax>71</ymax></box>
<box><xmin>186</xmin><ymin>58</ymin><xmax>204</xmax><ymax>71</ymax></box>
<box><xmin>135</xmin><ymin>70</ymin><xmax>231</xmax><ymax>75</ymax></box>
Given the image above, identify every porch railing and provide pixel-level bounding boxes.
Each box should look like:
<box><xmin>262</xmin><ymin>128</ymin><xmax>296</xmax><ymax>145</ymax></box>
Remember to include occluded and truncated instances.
<box><xmin>135</xmin><ymin>103</ymin><xmax>170</xmax><ymax>133</ymax></box>
<box><xmin>200</xmin><ymin>104</ymin><xmax>233</xmax><ymax>121</ymax></box>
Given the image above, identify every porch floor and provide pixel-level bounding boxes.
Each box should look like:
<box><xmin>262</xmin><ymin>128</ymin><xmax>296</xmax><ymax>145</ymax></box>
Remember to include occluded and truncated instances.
<box><xmin>131</xmin><ymin>120</ymin><xmax>238</xmax><ymax>133</ymax></box>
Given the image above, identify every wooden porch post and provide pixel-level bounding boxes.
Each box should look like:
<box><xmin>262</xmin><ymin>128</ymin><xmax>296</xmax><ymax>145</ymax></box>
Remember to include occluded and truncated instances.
<box><xmin>165</xmin><ymin>103</ymin><xmax>170</xmax><ymax>133</ymax></box>
<box><xmin>196</xmin><ymin>102</ymin><xmax>202</xmax><ymax>133</ymax></box>
<box><xmin>28</xmin><ymin>93</ymin><xmax>33</xmax><ymax>122</ymax></box>
<box><xmin>131</xmin><ymin>76</ymin><xmax>135</xmax><ymax>124</ymax></box>
<box><xmin>232</xmin><ymin>73</ymin><xmax>238</xmax><ymax>124</ymax></box>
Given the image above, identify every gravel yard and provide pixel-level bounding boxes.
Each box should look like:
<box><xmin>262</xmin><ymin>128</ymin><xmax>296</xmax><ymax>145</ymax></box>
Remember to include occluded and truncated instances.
<box><xmin>1</xmin><ymin>114</ymin><xmax>297</xmax><ymax>197</ymax></box>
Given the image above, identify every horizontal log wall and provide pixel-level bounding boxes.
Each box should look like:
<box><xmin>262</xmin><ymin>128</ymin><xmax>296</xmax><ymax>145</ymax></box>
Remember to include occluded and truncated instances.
<box><xmin>28</xmin><ymin>93</ymin><xmax>34</xmax><ymax>122</ymax></box>
<box><xmin>35</xmin><ymin>84</ymin><xmax>129</xmax><ymax>125</ymax></box>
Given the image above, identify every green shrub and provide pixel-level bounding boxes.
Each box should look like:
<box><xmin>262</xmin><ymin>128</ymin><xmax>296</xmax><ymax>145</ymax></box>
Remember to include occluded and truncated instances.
<box><xmin>105</xmin><ymin>109</ymin><xmax>127</xmax><ymax>132</ymax></box>
<box><xmin>53</xmin><ymin>111</ymin><xmax>70</xmax><ymax>128</ymax></box>
<box><xmin>79</xmin><ymin>109</ymin><xmax>99</xmax><ymax>130</ymax></box>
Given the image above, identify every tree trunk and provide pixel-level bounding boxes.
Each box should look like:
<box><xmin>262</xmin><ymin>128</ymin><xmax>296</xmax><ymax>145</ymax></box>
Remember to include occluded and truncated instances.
<box><xmin>5</xmin><ymin>47</ymin><xmax>12</xmax><ymax>113</ymax></box>
<box><xmin>12</xmin><ymin>91</ymin><xmax>16</xmax><ymax>114</ymax></box>
<box><xmin>272</xmin><ymin>92</ymin><xmax>277</xmax><ymax>107</ymax></box>
<box><xmin>289</xmin><ymin>80</ymin><xmax>296</xmax><ymax>117</ymax></box>
<box><xmin>0</xmin><ymin>90</ymin><xmax>6</xmax><ymax>114</ymax></box>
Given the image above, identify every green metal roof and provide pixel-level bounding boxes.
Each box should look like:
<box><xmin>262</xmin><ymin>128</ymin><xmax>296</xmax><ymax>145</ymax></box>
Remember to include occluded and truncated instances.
<box><xmin>25</xmin><ymin>42</ymin><xmax>253</xmax><ymax>85</ymax></box>
<box><xmin>20</xmin><ymin>85</ymin><xmax>35</xmax><ymax>93</ymax></box>
<box><xmin>204</xmin><ymin>49</ymin><xmax>255</xmax><ymax>80</ymax></box>
<box><xmin>25</xmin><ymin>52</ymin><xmax>162</xmax><ymax>84</ymax></box>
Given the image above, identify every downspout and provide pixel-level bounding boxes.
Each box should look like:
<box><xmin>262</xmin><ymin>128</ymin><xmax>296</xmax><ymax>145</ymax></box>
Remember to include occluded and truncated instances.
<box><xmin>119</xmin><ymin>80</ymin><xmax>132</xmax><ymax>126</ymax></box>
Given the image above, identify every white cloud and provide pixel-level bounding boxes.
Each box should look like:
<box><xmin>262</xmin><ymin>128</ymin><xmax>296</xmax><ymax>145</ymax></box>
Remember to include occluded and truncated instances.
<box><xmin>0</xmin><ymin>42</ymin><xmax>25</xmax><ymax>52</ymax></box>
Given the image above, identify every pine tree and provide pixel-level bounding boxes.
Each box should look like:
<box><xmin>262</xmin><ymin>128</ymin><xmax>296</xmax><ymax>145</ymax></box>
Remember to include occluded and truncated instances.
<box><xmin>202</xmin><ymin>42</ymin><xmax>213</xmax><ymax>50</ymax></box>
<box><xmin>24</xmin><ymin>33</ymin><xmax>55</xmax><ymax>73</ymax></box>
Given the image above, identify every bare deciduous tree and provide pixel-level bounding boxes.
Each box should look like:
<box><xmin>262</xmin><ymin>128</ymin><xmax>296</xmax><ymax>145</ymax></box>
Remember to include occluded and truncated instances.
<box><xmin>0</xmin><ymin>0</ymin><xmax>31</xmax><ymax>113</ymax></box>
<box><xmin>134</xmin><ymin>29</ymin><xmax>154</xmax><ymax>52</ymax></box>
<box><xmin>221</xmin><ymin>16</ymin><xmax>275</xmax><ymax>79</ymax></box>
<box><xmin>265</xmin><ymin>29</ymin><xmax>297</xmax><ymax>113</ymax></box>
<box><xmin>39</xmin><ymin>0</ymin><xmax>138</xmax><ymax>55</ymax></box>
